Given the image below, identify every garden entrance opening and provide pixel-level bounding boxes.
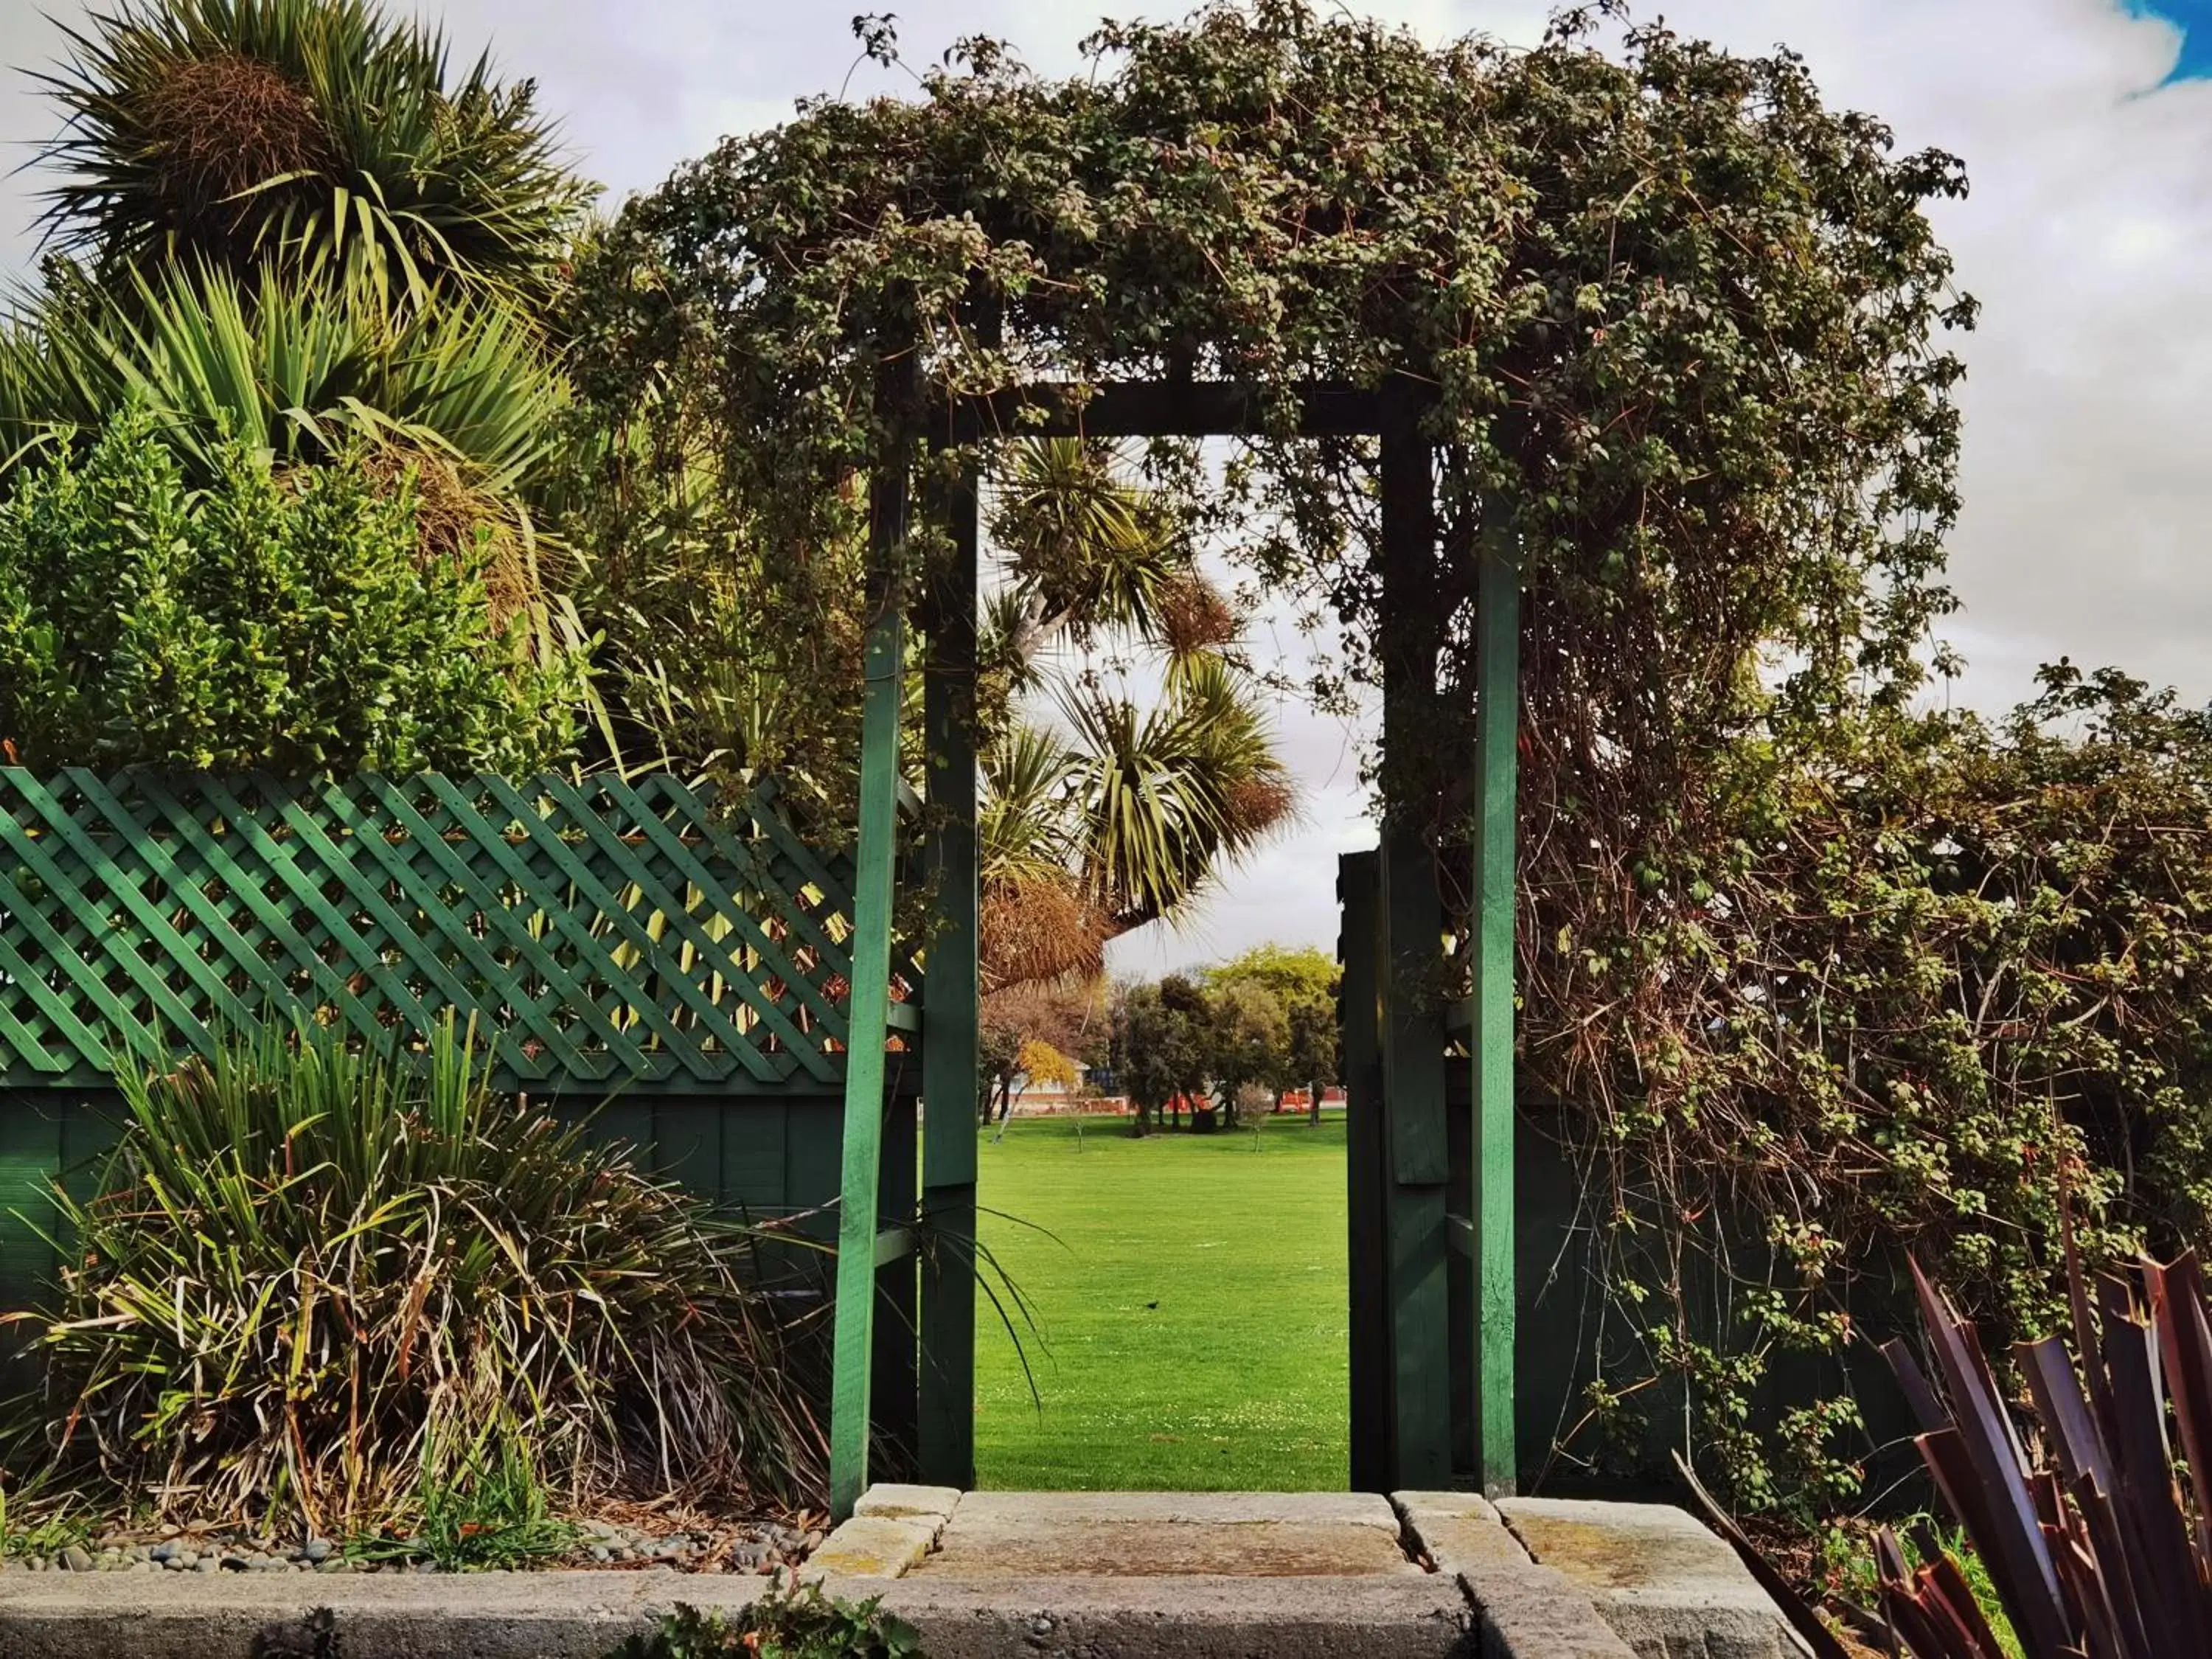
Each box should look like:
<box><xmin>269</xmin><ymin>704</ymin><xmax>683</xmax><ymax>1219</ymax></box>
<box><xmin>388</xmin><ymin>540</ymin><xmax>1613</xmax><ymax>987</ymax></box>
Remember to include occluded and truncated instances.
<box><xmin>828</xmin><ymin>374</ymin><xmax>1521</xmax><ymax>1516</ymax></box>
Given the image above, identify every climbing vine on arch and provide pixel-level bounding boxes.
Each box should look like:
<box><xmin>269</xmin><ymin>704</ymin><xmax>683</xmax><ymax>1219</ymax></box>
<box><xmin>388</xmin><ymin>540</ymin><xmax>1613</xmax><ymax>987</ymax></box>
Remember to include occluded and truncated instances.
<box><xmin>557</xmin><ymin>0</ymin><xmax>2212</xmax><ymax>1525</ymax></box>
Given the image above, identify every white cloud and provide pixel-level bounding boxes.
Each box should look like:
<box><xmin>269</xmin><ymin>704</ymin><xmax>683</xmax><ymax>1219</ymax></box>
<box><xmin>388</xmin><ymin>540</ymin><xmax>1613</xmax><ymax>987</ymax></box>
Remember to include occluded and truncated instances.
<box><xmin>4</xmin><ymin>0</ymin><xmax>2207</xmax><ymax>973</ymax></box>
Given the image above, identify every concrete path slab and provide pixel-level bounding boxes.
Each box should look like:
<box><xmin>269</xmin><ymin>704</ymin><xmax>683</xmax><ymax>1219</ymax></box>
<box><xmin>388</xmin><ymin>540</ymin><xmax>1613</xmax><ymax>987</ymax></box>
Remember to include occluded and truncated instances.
<box><xmin>944</xmin><ymin>1490</ymin><xmax>1403</xmax><ymax>1531</ymax></box>
<box><xmin>1498</xmin><ymin>1498</ymin><xmax>1789</xmax><ymax>1659</ymax></box>
<box><xmin>1394</xmin><ymin>1493</ymin><xmax>1638</xmax><ymax>1659</ymax></box>
<box><xmin>0</xmin><ymin>1490</ymin><xmax>1787</xmax><ymax>1659</ymax></box>
<box><xmin>815</xmin><ymin>1488</ymin><xmax>1470</xmax><ymax>1658</ymax></box>
<box><xmin>0</xmin><ymin>1565</ymin><xmax>737</xmax><ymax>1659</ymax></box>
<box><xmin>913</xmin><ymin>1490</ymin><xmax>1416</xmax><ymax>1579</ymax></box>
<box><xmin>860</xmin><ymin>1572</ymin><xmax>1475</xmax><ymax>1659</ymax></box>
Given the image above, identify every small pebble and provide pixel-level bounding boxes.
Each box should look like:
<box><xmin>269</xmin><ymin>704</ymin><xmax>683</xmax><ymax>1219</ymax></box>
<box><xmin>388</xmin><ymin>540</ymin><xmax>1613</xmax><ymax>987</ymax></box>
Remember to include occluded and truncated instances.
<box><xmin>304</xmin><ymin>1538</ymin><xmax>333</xmax><ymax>1562</ymax></box>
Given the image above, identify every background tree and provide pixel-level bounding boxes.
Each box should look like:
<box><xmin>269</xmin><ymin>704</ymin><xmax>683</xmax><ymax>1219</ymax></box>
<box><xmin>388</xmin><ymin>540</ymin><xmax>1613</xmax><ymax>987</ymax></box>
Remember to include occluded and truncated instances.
<box><xmin>1108</xmin><ymin>975</ymin><xmax>1211</xmax><ymax>1136</ymax></box>
<box><xmin>1205</xmin><ymin>944</ymin><xmax>1339</xmax><ymax>1121</ymax></box>
<box><xmin>1200</xmin><ymin>978</ymin><xmax>1290</xmax><ymax>1133</ymax></box>
<box><xmin>1282</xmin><ymin>1001</ymin><xmax>1340</xmax><ymax>1127</ymax></box>
<box><xmin>978</xmin><ymin>981</ymin><xmax>1099</xmax><ymax>1125</ymax></box>
<box><xmin>1016</xmin><ymin>1038</ymin><xmax>1079</xmax><ymax>1096</ymax></box>
<box><xmin>978</xmin><ymin>1014</ymin><xmax>1021</xmax><ymax>1127</ymax></box>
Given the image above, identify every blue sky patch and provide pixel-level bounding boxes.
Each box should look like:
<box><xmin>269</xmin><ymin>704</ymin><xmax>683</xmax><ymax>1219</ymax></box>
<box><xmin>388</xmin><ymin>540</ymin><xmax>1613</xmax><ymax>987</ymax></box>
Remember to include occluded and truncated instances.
<box><xmin>2129</xmin><ymin>0</ymin><xmax>2212</xmax><ymax>78</ymax></box>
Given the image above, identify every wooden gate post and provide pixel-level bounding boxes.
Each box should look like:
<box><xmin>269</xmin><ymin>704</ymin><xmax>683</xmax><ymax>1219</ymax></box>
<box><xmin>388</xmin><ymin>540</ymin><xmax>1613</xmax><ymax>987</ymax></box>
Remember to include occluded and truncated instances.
<box><xmin>918</xmin><ymin>400</ymin><xmax>981</xmax><ymax>1492</ymax></box>
<box><xmin>1376</xmin><ymin>395</ymin><xmax>1453</xmax><ymax>1490</ymax></box>
<box><xmin>830</xmin><ymin>355</ymin><xmax>916</xmax><ymax>1522</ymax></box>
<box><xmin>1339</xmin><ymin>852</ymin><xmax>1391</xmax><ymax>1489</ymax></box>
<box><xmin>1470</xmin><ymin>530</ymin><xmax>1520</xmax><ymax>1496</ymax></box>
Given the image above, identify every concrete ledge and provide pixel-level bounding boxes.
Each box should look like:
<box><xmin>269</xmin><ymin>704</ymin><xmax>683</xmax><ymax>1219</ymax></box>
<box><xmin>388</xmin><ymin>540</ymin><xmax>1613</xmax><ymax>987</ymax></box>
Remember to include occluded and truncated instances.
<box><xmin>946</xmin><ymin>1491</ymin><xmax>1405</xmax><ymax>1531</ymax></box>
<box><xmin>1498</xmin><ymin>1499</ymin><xmax>1787</xmax><ymax>1659</ymax></box>
<box><xmin>1394</xmin><ymin>1492</ymin><xmax>1638</xmax><ymax>1659</ymax></box>
<box><xmin>0</xmin><ymin>1567</ymin><xmax>759</xmax><ymax>1659</ymax></box>
<box><xmin>854</xmin><ymin>1571</ymin><xmax>1473</xmax><ymax>1659</ymax></box>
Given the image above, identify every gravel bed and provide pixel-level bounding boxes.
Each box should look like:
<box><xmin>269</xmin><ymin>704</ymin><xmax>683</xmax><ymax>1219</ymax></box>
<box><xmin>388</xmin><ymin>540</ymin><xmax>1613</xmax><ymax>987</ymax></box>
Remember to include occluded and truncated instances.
<box><xmin>0</xmin><ymin>1517</ymin><xmax>825</xmax><ymax>1576</ymax></box>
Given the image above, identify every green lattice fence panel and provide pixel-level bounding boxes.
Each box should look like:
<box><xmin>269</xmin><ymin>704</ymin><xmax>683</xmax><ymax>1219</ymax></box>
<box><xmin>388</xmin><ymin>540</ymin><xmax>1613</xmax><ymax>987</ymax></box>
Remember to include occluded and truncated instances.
<box><xmin>0</xmin><ymin>768</ymin><xmax>922</xmax><ymax>1093</ymax></box>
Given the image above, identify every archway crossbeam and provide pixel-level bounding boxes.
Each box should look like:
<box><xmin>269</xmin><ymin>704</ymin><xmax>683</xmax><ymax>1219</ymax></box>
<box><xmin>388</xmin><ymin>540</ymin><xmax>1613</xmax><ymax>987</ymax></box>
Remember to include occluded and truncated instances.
<box><xmin>828</xmin><ymin>374</ymin><xmax>1519</xmax><ymax>1517</ymax></box>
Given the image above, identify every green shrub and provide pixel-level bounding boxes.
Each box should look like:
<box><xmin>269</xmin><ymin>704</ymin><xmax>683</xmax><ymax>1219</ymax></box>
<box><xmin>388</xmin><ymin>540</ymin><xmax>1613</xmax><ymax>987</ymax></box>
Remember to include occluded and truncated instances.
<box><xmin>611</xmin><ymin>1585</ymin><xmax>921</xmax><ymax>1659</ymax></box>
<box><xmin>6</xmin><ymin>1022</ymin><xmax>821</xmax><ymax>1533</ymax></box>
<box><xmin>0</xmin><ymin>406</ymin><xmax>574</xmax><ymax>774</ymax></box>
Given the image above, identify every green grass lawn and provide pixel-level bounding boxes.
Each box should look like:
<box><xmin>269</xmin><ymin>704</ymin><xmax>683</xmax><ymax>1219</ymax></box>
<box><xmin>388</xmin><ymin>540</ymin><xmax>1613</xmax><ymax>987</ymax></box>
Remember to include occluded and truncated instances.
<box><xmin>972</xmin><ymin>1111</ymin><xmax>1349</xmax><ymax>1491</ymax></box>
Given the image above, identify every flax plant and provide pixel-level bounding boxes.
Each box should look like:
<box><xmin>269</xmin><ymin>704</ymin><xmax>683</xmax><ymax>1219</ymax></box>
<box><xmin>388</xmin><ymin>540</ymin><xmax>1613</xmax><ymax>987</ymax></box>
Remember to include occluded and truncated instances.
<box><xmin>6</xmin><ymin>1022</ymin><xmax>821</xmax><ymax>1532</ymax></box>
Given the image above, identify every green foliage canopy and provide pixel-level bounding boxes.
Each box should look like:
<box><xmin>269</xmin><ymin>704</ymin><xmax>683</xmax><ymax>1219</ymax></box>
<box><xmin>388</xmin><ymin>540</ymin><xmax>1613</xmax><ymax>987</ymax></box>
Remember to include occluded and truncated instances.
<box><xmin>0</xmin><ymin>410</ymin><xmax>574</xmax><ymax>773</ymax></box>
<box><xmin>1205</xmin><ymin>978</ymin><xmax>1290</xmax><ymax>1120</ymax></box>
<box><xmin>1203</xmin><ymin>944</ymin><xmax>1337</xmax><ymax>1016</ymax></box>
<box><xmin>566</xmin><ymin>0</ymin><xmax>1968</xmax><ymax>795</ymax></box>
<box><xmin>1109</xmin><ymin>974</ymin><xmax>1212</xmax><ymax>1133</ymax></box>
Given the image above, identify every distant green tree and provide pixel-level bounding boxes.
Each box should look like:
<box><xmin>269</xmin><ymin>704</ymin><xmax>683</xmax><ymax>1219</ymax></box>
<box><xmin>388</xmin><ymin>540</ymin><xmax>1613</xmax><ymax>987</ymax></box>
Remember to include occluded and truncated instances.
<box><xmin>1282</xmin><ymin>999</ymin><xmax>1342</xmax><ymax>1127</ymax></box>
<box><xmin>1202</xmin><ymin>978</ymin><xmax>1290</xmax><ymax>1131</ymax></box>
<box><xmin>1203</xmin><ymin>944</ymin><xmax>1337</xmax><ymax>1008</ymax></box>
<box><xmin>1110</xmin><ymin>975</ymin><xmax>1209</xmax><ymax>1136</ymax></box>
<box><xmin>1206</xmin><ymin>944</ymin><xmax>1340</xmax><ymax>1121</ymax></box>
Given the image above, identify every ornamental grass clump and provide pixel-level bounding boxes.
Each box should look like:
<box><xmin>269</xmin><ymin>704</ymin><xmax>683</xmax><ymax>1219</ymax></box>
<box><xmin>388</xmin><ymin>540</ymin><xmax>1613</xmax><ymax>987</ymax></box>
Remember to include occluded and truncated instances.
<box><xmin>7</xmin><ymin>1023</ymin><xmax>821</xmax><ymax>1532</ymax></box>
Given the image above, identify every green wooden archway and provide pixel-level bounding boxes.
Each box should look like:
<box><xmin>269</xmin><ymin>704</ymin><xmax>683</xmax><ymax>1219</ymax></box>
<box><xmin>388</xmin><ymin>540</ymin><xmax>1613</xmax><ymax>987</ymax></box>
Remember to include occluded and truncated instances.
<box><xmin>825</xmin><ymin>372</ymin><xmax>1522</xmax><ymax>1517</ymax></box>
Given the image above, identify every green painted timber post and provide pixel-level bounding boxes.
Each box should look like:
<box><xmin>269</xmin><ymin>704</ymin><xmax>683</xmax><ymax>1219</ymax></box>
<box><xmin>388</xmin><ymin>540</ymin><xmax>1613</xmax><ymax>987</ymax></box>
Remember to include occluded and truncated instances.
<box><xmin>830</xmin><ymin>352</ymin><xmax>915</xmax><ymax>1523</ymax></box>
<box><xmin>1377</xmin><ymin>392</ymin><xmax>1453</xmax><ymax>1490</ymax></box>
<box><xmin>1338</xmin><ymin>851</ymin><xmax>1391</xmax><ymax>1489</ymax></box>
<box><xmin>1471</xmin><ymin>529</ymin><xmax>1520</xmax><ymax>1496</ymax></box>
<box><xmin>918</xmin><ymin>396</ymin><xmax>981</xmax><ymax>1490</ymax></box>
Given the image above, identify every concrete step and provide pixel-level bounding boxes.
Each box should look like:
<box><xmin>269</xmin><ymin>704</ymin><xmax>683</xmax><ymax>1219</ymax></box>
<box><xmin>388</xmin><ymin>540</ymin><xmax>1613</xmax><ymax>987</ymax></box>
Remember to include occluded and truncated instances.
<box><xmin>0</xmin><ymin>1490</ymin><xmax>1791</xmax><ymax>1659</ymax></box>
<box><xmin>815</xmin><ymin>1487</ymin><xmax>1790</xmax><ymax>1659</ymax></box>
<box><xmin>820</xmin><ymin>1489</ymin><xmax>1469</xmax><ymax>1658</ymax></box>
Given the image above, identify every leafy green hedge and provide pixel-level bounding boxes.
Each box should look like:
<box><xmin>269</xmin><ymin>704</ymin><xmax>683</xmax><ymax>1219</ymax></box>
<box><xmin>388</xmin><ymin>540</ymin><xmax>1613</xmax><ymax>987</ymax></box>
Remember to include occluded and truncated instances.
<box><xmin>0</xmin><ymin>408</ymin><xmax>574</xmax><ymax>774</ymax></box>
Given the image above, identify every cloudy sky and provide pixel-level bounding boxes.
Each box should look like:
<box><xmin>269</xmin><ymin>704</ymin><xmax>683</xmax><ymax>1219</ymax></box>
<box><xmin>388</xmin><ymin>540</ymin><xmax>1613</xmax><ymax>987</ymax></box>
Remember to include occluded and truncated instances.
<box><xmin>3</xmin><ymin>0</ymin><xmax>2208</xmax><ymax>973</ymax></box>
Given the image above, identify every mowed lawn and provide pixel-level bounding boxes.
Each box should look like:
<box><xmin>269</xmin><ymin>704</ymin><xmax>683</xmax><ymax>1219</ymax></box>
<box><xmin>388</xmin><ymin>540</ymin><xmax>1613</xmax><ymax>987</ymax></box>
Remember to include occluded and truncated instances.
<box><xmin>973</xmin><ymin>1112</ymin><xmax>1349</xmax><ymax>1491</ymax></box>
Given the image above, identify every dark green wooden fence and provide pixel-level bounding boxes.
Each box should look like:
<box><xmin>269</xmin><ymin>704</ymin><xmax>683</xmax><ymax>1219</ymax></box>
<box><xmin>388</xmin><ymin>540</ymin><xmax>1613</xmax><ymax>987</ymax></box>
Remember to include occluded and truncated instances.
<box><xmin>0</xmin><ymin>767</ymin><xmax>921</xmax><ymax>1090</ymax></box>
<box><xmin>0</xmin><ymin>766</ymin><xmax>931</xmax><ymax>1469</ymax></box>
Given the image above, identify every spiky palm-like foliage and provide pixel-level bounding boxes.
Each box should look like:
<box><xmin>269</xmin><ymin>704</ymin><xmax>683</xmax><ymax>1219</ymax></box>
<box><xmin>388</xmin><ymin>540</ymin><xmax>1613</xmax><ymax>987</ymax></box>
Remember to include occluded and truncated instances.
<box><xmin>990</xmin><ymin>437</ymin><xmax>1180</xmax><ymax>653</ymax></box>
<box><xmin>32</xmin><ymin>0</ymin><xmax>591</xmax><ymax>305</ymax></box>
<box><xmin>972</xmin><ymin>439</ymin><xmax>1293</xmax><ymax>991</ymax></box>
<box><xmin>979</xmin><ymin>656</ymin><xmax>1293</xmax><ymax>991</ymax></box>
<box><xmin>0</xmin><ymin>262</ymin><xmax>560</xmax><ymax>494</ymax></box>
<box><xmin>1705</xmin><ymin>1238</ymin><xmax>2212</xmax><ymax>1659</ymax></box>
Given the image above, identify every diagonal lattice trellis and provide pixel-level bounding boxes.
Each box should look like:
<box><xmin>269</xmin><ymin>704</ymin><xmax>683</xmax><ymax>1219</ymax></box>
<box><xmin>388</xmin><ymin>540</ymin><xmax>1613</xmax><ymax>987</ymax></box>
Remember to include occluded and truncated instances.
<box><xmin>0</xmin><ymin>768</ymin><xmax>920</xmax><ymax>1091</ymax></box>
